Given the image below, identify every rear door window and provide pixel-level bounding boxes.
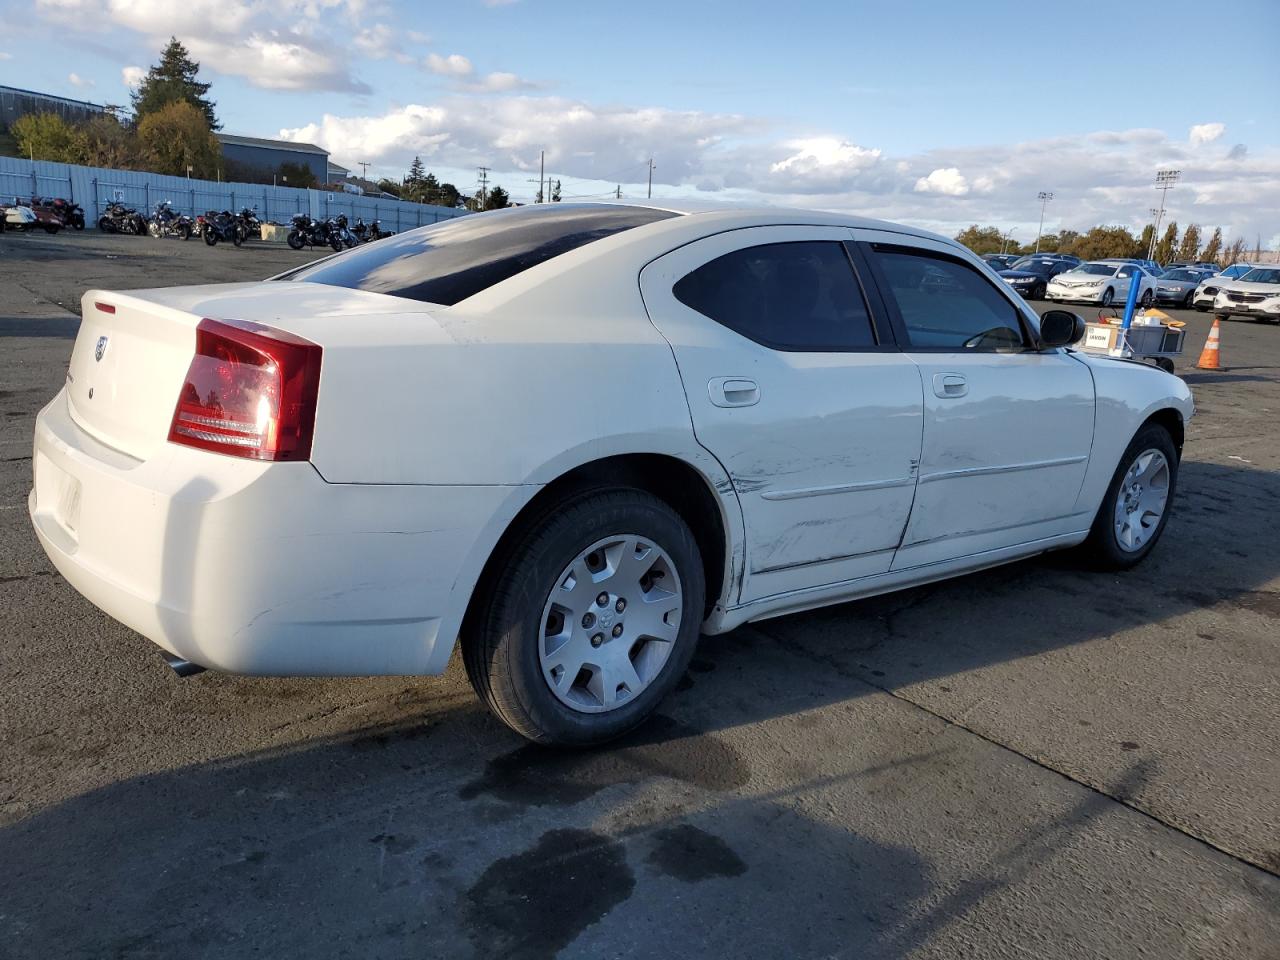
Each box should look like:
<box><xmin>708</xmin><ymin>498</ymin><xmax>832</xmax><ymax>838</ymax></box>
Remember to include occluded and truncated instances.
<box><xmin>275</xmin><ymin>204</ymin><xmax>676</xmax><ymax>306</ymax></box>
<box><xmin>673</xmin><ymin>241</ymin><xmax>878</xmax><ymax>351</ymax></box>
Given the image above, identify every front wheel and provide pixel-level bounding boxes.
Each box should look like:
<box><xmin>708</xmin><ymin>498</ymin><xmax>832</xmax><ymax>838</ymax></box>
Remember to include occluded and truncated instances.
<box><xmin>1080</xmin><ymin>423</ymin><xmax>1178</xmax><ymax>570</ymax></box>
<box><xmin>329</xmin><ymin>235</ymin><xmax>343</xmax><ymax>252</ymax></box>
<box><xmin>1215</xmin><ymin>313</ymin><xmax>1231</xmax><ymax>322</ymax></box>
<box><xmin>232</xmin><ymin>225</ymin><xmax>245</xmax><ymax>247</ymax></box>
<box><xmin>204</xmin><ymin>230</ymin><xmax>218</xmax><ymax>246</ymax></box>
<box><xmin>287</xmin><ymin>231</ymin><xmax>305</xmax><ymax>250</ymax></box>
<box><xmin>1194</xmin><ymin>303</ymin><xmax>1208</xmax><ymax>312</ymax></box>
<box><xmin>463</xmin><ymin>488</ymin><xmax>705</xmax><ymax>746</ymax></box>
<box><xmin>1183</xmin><ymin>290</ymin><xmax>1195</xmax><ymax>308</ymax></box>
<box><xmin>177</xmin><ymin>223</ymin><xmax>191</xmax><ymax>241</ymax></box>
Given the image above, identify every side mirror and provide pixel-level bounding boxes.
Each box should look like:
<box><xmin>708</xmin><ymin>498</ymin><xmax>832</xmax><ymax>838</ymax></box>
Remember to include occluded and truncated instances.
<box><xmin>1040</xmin><ymin>309</ymin><xmax>1085</xmax><ymax>348</ymax></box>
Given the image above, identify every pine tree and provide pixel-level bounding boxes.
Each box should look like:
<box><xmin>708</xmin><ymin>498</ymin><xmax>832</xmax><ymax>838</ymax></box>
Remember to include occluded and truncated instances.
<box><xmin>1199</xmin><ymin>227</ymin><xmax>1223</xmax><ymax>265</ymax></box>
<box><xmin>1176</xmin><ymin>224</ymin><xmax>1202</xmax><ymax>262</ymax></box>
<box><xmin>131</xmin><ymin>38</ymin><xmax>218</xmax><ymax>129</ymax></box>
<box><xmin>1153</xmin><ymin>222</ymin><xmax>1178</xmax><ymax>265</ymax></box>
<box><xmin>406</xmin><ymin>156</ymin><xmax>425</xmax><ymax>187</ymax></box>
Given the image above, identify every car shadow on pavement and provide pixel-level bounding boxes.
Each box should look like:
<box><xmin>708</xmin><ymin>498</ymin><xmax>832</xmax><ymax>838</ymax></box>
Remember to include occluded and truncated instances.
<box><xmin>1</xmin><ymin>463</ymin><xmax>1277</xmax><ymax>958</ymax></box>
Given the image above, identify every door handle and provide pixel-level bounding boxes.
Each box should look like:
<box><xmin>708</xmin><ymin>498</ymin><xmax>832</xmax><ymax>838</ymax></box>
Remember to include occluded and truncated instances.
<box><xmin>709</xmin><ymin>377</ymin><xmax>760</xmax><ymax>408</ymax></box>
<box><xmin>932</xmin><ymin>372</ymin><xmax>968</xmax><ymax>399</ymax></box>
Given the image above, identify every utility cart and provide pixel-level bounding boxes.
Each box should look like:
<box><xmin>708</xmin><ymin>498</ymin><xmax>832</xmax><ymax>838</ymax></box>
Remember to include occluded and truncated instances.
<box><xmin>1078</xmin><ymin>308</ymin><xmax>1186</xmax><ymax>373</ymax></box>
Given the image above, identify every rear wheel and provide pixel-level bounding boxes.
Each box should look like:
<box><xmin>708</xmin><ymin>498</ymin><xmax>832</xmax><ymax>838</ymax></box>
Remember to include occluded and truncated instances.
<box><xmin>1080</xmin><ymin>423</ymin><xmax>1178</xmax><ymax>570</ymax></box>
<box><xmin>463</xmin><ymin>488</ymin><xmax>704</xmax><ymax>746</ymax></box>
<box><xmin>1140</xmin><ymin>289</ymin><xmax>1153</xmax><ymax>308</ymax></box>
<box><xmin>177</xmin><ymin>223</ymin><xmax>191</xmax><ymax>241</ymax></box>
<box><xmin>1101</xmin><ymin>287</ymin><xmax>1115</xmax><ymax>306</ymax></box>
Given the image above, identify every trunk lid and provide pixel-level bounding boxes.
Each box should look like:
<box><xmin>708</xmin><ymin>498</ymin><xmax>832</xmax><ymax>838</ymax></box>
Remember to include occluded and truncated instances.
<box><xmin>67</xmin><ymin>281</ymin><xmax>443</xmax><ymax>462</ymax></box>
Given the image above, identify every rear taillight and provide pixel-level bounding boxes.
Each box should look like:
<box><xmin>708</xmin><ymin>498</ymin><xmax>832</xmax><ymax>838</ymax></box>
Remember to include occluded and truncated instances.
<box><xmin>168</xmin><ymin>318</ymin><xmax>322</xmax><ymax>461</ymax></box>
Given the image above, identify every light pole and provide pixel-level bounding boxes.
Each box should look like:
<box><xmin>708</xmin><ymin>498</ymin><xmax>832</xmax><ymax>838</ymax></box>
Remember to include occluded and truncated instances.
<box><xmin>1034</xmin><ymin>191</ymin><xmax>1053</xmax><ymax>253</ymax></box>
<box><xmin>1001</xmin><ymin>228</ymin><xmax>1016</xmax><ymax>254</ymax></box>
<box><xmin>1148</xmin><ymin>169</ymin><xmax>1180</xmax><ymax>262</ymax></box>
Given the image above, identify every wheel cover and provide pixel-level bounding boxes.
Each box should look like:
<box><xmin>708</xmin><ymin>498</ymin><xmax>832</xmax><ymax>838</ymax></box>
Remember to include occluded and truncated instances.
<box><xmin>538</xmin><ymin>534</ymin><xmax>682</xmax><ymax>714</ymax></box>
<box><xmin>1113</xmin><ymin>448</ymin><xmax>1171</xmax><ymax>552</ymax></box>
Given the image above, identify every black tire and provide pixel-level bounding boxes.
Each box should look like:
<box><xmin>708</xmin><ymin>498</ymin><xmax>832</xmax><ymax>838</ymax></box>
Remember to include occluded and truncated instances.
<box><xmin>1155</xmin><ymin>357</ymin><xmax>1175</xmax><ymax>373</ymax></box>
<box><xmin>329</xmin><ymin>235</ymin><xmax>343</xmax><ymax>252</ymax></box>
<box><xmin>204</xmin><ymin>230</ymin><xmax>218</xmax><ymax>246</ymax></box>
<box><xmin>463</xmin><ymin>488</ymin><xmax>705</xmax><ymax>746</ymax></box>
<box><xmin>97</xmin><ymin>217</ymin><xmax>113</xmax><ymax>232</ymax></box>
<box><xmin>1215</xmin><ymin>313</ymin><xmax>1231</xmax><ymax>322</ymax></box>
<box><xmin>43</xmin><ymin>224</ymin><xmax>59</xmax><ymax>234</ymax></box>
<box><xmin>286</xmin><ymin>230</ymin><xmax>305</xmax><ymax>250</ymax></box>
<box><xmin>177</xmin><ymin>223</ymin><xmax>190</xmax><ymax>241</ymax></box>
<box><xmin>1140</xmin><ymin>289</ymin><xmax>1153</xmax><ymax>307</ymax></box>
<box><xmin>1101</xmin><ymin>287</ymin><xmax>1115</xmax><ymax>306</ymax></box>
<box><xmin>1080</xmin><ymin>422</ymin><xmax>1179</xmax><ymax>570</ymax></box>
<box><xmin>232</xmin><ymin>225</ymin><xmax>245</xmax><ymax>247</ymax></box>
<box><xmin>1194</xmin><ymin>302</ymin><xmax>1208</xmax><ymax>312</ymax></box>
<box><xmin>1183</xmin><ymin>290</ymin><xmax>1195</xmax><ymax>308</ymax></box>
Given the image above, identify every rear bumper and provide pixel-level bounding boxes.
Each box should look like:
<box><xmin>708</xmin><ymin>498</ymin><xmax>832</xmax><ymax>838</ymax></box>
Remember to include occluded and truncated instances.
<box><xmin>29</xmin><ymin>388</ymin><xmax>529</xmax><ymax>676</ymax></box>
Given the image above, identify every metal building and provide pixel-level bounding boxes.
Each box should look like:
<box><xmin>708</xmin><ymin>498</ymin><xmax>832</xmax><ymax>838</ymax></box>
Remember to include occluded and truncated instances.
<box><xmin>215</xmin><ymin>133</ymin><xmax>330</xmax><ymax>185</ymax></box>
<box><xmin>0</xmin><ymin>85</ymin><xmax>108</xmax><ymax>131</ymax></box>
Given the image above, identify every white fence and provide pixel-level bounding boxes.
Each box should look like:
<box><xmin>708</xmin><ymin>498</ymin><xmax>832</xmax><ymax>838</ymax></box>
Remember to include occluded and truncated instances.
<box><xmin>0</xmin><ymin>155</ymin><xmax>467</xmax><ymax>232</ymax></box>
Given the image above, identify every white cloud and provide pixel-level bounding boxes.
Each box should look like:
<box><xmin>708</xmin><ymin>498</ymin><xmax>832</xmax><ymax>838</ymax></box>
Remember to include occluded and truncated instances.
<box><xmin>425</xmin><ymin>52</ymin><xmax>473</xmax><ymax>77</ymax></box>
<box><xmin>35</xmin><ymin>0</ymin><xmax>369</xmax><ymax>92</ymax></box>
<box><xmin>1190</xmin><ymin>122</ymin><xmax>1226</xmax><ymax>145</ymax></box>
<box><xmin>914</xmin><ymin>167</ymin><xmax>969</xmax><ymax>196</ymax></box>
<box><xmin>353</xmin><ymin>24</ymin><xmax>397</xmax><ymax>59</ymax></box>
<box><xmin>0</xmin><ymin>52</ymin><xmax>12</xmax><ymax>61</ymax></box>
<box><xmin>68</xmin><ymin>72</ymin><xmax>93</xmax><ymax>88</ymax></box>
<box><xmin>121</xmin><ymin>65</ymin><xmax>145</xmax><ymax>88</ymax></box>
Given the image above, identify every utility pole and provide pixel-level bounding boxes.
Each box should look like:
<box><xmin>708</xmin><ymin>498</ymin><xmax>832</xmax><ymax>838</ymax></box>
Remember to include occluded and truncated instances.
<box><xmin>1034</xmin><ymin>191</ymin><xmax>1054</xmax><ymax>253</ymax></box>
<box><xmin>615</xmin><ymin>184</ymin><xmax>622</xmax><ymax>199</ymax></box>
<box><xmin>477</xmin><ymin>166</ymin><xmax>490</xmax><ymax>210</ymax></box>
<box><xmin>358</xmin><ymin>161</ymin><xmax>370</xmax><ymax>183</ymax></box>
<box><xmin>1148</xmin><ymin>169</ymin><xmax>1180</xmax><ymax>261</ymax></box>
<box><xmin>539</xmin><ymin>150</ymin><xmax>545</xmax><ymax>203</ymax></box>
<box><xmin>1001</xmin><ymin>228</ymin><xmax>1015</xmax><ymax>254</ymax></box>
<box><xmin>647</xmin><ymin>158</ymin><xmax>655</xmax><ymax>199</ymax></box>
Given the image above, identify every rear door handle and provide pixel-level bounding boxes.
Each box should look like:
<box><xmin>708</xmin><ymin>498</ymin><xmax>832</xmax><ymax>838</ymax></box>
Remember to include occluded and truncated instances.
<box><xmin>709</xmin><ymin>377</ymin><xmax>760</xmax><ymax>407</ymax></box>
<box><xmin>932</xmin><ymin>372</ymin><xmax>968</xmax><ymax>398</ymax></box>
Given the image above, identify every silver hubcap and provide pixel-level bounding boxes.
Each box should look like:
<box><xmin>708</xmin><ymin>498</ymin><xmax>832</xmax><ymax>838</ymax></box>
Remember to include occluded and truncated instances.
<box><xmin>1113</xmin><ymin>448</ymin><xmax>1170</xmax><ymax>552</ymax></box>
<box><xmin>539</xmin><ymin>534</ymin><xmax>682</xmax><ymax>713</ymax></box>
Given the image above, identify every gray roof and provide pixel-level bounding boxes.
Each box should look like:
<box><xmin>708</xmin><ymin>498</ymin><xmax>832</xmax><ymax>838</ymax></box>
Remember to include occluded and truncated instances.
<box><xmin>215</xmin><ymin>132</ymin><xmax>328</xmax><ymax>156</ymax></box>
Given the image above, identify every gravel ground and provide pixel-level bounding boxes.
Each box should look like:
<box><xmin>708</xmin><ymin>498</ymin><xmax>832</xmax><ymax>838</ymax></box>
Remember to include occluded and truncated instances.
<box><xmin>1</xmin><ymin>229</ymin><xmax>1277</xmax><ymax>959</ymax></box>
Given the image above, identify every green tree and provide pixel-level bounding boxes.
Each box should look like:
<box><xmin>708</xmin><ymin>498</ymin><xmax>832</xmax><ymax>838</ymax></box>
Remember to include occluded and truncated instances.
<box><xmin>80</xmin><ymin>114</ymin><xmax>136</xmax><ymax>168</ymax></box>
<box><xmin>11</xmin><ymin>112</ymin><xmax>86</xmax><ymax>163</ymax></box>
<box><xmin>954</xmin><ymin>225</ymin><xmax>1010</xmax><ymax>255</ymax></box>
<box><xmin>1199</xmin><ymin>227</ymin><xmax>1223</xmax><ymax>265</ymax></box>
<box><xmin>1056</xmin><ymin>229</ymin><xmax>1081</xmax><ymax>256</ymax></box>
<box><xmin>276</xmin><ymin>161</ymin><xmax>316</xmax><ymax>189</ymax></box>
<box><xmin>1153</xmin><ymin>221</ymin><xmax>1178</xmax><ymax>265</ymax></box>
<box><xmin>1220</xmin><ymin>236</ymin><xmax>1246</xmax><ymax>268</ymax></box>
<box><xmin>435</xmin><ymin>181</ymin><xmax>462</xmax><ymax>208</ymax></box>
<box><xmin>484</xmin><ymin>184</ymin><xmax>510</xmax><ymax>210</ymax></box>
<box><xmin>1137</xmin><ymin>224</ymin><xmax>1155</xmax><ymax>261</ymax></box>
<box><xmin>404</xmin><ymin>156</ymin><xmax>426</xmax><ymax>196</ymax></box>
<box><xmin>131</xmin><ymin>37</ymin><xmax>218</xmax><ymax>129</ymax></box>
<box><xmin>1176</xmin><ymin>224</ymin><xmax>1202</xmax><ymax>262</ymax></box>
<box><xmin>1072</xmin><ymin>225</ymin><xmax>1142</xmax><ymax>261</ymax></box>
<box><xmin>136</xmin><ymin>100</ymin><xmax>221</xmax><ymax>177</ymax></box>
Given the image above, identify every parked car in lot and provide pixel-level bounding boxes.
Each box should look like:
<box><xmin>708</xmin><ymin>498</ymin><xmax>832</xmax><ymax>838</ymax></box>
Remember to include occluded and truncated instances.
<box><xmin>1046</xmin><ymin>259</ymin><xmax>1159</xmax><ymax>307</ymax></box>
<box><xmin>1209</xmin><ymin>266</ymin><xmax>1280</xmax><ymax>322</ymax></box>
<box><xmin>981</xmin><ymin>253</ymin><xmax>1020</xmax><ymax>271</ymax></box>
<box><xmin>997</xmin><ymin>256</ymin><xmax>1078</xmax><ymax>300</ymax></box>
<box><xmin>1154</xmin><ymin>267</ymin><xmax>1213</xmax><ymax>307</ymax></box>
<box><xmin>1192</xmin><ymin>263</ymin><xmax>1265</xmax><ymax>311</ymax></box>
<box><xmin>28</xmin><ymin>203</ymin><xmax>1194</xmax><ymax>745</ymax></box>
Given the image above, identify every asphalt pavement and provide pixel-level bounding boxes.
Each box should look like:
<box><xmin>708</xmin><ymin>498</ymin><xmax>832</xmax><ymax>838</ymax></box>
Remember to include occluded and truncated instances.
<box><xmin>1</xmin><ymin>229</ymin><xmax>1277</xmax><ymax>959</ymax></box>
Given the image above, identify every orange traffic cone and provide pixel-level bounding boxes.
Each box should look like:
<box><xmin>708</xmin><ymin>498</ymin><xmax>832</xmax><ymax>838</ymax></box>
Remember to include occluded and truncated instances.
<box><xmin>1197</xmin><ymin>318</ymin><xmax>1222</xmax><ymax>370</ymax></box>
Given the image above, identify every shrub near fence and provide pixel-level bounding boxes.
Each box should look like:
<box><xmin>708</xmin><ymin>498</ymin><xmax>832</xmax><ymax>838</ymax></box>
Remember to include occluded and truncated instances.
<box><xmin>0</xmin><ymin>155</ymin><xmax>467</xmax><ymax>232</ymax></box>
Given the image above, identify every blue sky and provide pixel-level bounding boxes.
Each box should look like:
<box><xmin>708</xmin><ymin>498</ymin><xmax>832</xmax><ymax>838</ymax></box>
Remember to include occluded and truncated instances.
<box><xmin>6</xmin><ymin>0</ymin><xmax>1280</xmax><ymax>244</ymax></box>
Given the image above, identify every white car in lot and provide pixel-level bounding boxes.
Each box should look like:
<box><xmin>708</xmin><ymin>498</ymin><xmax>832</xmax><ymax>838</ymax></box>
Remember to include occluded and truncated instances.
<box><xmin>29</xmin><ymin>204</ymin><xmax>1194</xmax><ymax>745</ymax></box>
<box><xmin>1192</xmin><ymin>263</ymin><xmax>1259</xmax><ymax>311</ymax></box>
<box><xmin>1210</xmin><ymin>266</ymin><xmax>1280</xmax><ymax>322</ymax></box>
<box><xmin>1046</xmin><ymin>259</ymin><xmax>1160</xmax><ymax>307</ymax></box>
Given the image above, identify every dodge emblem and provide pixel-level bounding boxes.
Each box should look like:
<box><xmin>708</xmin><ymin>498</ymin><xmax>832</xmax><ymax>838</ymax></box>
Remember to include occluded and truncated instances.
<box><xmin>95</xmin><ymin>336</ymin><xmax>109</xmax><ymax>362</ymax></box>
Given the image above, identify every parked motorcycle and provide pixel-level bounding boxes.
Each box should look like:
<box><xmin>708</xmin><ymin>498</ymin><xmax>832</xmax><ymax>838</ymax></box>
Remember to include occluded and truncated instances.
<box><xmin>199</xmin><ymin>210</ymin><xmax>247</xmax><ymax>247</ymax></box>
<box><xmin>235</xmin><ymin>207</ymin><xmax>262</xmax><ymax>242</ymax></box>
<box><xmin>352</xmin><ymin>217</ymin><xmax>390</xmax><ymax>243</ymax></box>
<box><xmin>43</xmin><ymin>197</ymin><xmax>85</xmax><ymax>230</ymax></box>
<box><xmin>147</xmin><ymin>201</ymin><xmax>193</xmax><ymax>240</ymax></box>
<box><xmin>98</xmin><ymin>201</ymin><xmax>146</xmax><ymax>235</ymax></box>
<box><xmin>333</xmin><ymin>213</ymin><xmax>359</xmax><ymax>249</ymax></box>
<box><xmin>286</xmin><ymin>213</ymin><xmax>343</xmax><ymax>252</ymax></box>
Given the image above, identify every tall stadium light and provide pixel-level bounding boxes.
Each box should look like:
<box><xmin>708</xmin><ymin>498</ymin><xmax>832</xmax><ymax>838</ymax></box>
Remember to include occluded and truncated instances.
<box><xmin>1148</xmin><ymin>169</ymin><xmax>1181</xmax><ymax>261</ymax></box>
<box><xmin>1034</xmin><ymin>192</ymin><xmax>1054</xmax><ymax>253</ymax></box>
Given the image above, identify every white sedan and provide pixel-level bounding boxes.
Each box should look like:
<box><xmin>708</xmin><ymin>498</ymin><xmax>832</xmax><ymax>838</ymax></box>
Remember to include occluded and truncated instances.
<box><xmin>1045</xmin><ymin>259</ymin><xmax>1159</xmax><ymax>308</ymax></box>
<box><xmin>29</xmin><ymin>204</ymin><xmax>1193</xmax><ymax>745</ymax></box>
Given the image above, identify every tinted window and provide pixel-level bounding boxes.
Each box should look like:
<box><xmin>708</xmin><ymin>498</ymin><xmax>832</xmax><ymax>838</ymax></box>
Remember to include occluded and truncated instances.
<box><xmin>873</xmin><ymin>247</ymin><xmax>1025</xmax><ymax>350</ymax></box>
<box><xmin>673</xmin><ymin>241</ymin><xmax>877</xmax><ymax>350</ymax></box>
<box><xmin>276</xmin><ymin>204</ymin><xmax>676</xmax><ymax>306</ymax></box>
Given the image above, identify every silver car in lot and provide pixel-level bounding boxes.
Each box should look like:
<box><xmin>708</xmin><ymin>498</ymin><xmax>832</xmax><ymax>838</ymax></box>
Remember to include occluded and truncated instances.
<box><xmin>1155</xmin><ymin>267</ymin><xmax>1214</xmax><ymax>308</ymax></box>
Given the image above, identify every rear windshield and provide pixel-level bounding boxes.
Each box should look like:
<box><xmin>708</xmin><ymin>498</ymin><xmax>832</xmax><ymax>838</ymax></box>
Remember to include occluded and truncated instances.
<box><xmin>274</xmin><ymin>204</ymin><xmax>677</xmax><ymax>306</ymax></box>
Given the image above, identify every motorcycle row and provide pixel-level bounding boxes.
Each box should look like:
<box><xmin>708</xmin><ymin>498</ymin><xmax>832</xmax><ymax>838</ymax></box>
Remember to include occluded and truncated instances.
<box><xmin>1</xmin><ymin>196</ymin><xmax>86</xmax><ymax>233</ymax></box>
<box><xmin>96</xmin><ymin>200</ymin><xmax>392</xmax><ymax>250</ymax></box>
